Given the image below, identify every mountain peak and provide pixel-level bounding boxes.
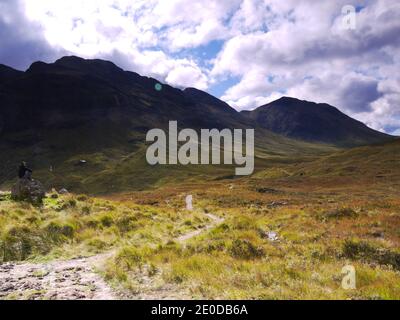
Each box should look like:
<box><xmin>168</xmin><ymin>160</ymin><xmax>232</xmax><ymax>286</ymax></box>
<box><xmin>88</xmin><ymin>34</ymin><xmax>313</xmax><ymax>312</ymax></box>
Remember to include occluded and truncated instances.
<box><xmin>24</xmin><ymin>56</ymin><xmax>130</xmax><ymax>89</ymax></box>
<box><xmin>55</xmin><ymin>56</ymin><xmax>121</xmax><ymax>70</ymax></box>
<box><xmin>275</xmin><ymin>96</ymin><xmax>301</xmax><ymax>103</ymax></box>
<box><xmin>269</xmin><ymin>96</ymin><xmax>322</xmax><ymax>107</ymax></box>
<box><xmin>55</xmin><ymin>55</ymin><xmax>85</xmax><ymax>64</ymax></box>
<box><xmin>26</xmin><ymin>61</ymin><xmax>51</xmax><ymax>73</ymax></box>
<box><xmin>243</xmin><ymin>96</ymin><xmax>393</xmax><ymax>146</ymax></box>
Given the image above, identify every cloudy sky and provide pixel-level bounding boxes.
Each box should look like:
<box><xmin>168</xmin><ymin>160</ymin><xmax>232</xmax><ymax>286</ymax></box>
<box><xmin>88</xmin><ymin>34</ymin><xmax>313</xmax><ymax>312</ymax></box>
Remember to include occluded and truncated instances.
<box><xmin>0</xmin><ymin>0</ymin><xmax>399</xmax><ymax>134</ymax></box>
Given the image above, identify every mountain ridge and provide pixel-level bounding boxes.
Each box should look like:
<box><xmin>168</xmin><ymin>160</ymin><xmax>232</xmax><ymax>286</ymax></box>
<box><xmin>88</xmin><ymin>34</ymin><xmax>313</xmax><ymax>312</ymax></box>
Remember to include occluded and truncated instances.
<box><xmin>0</xmin><ymin>55</ymin><xmax>394</xmax><ymax>148</ymax></box>
<box><xmin>0</xmin><ymin>56</ymin><xmax>395</xmax><ymax>192</ymax></box>
<box><xmin>241</xmin><ymin>96</ymin><xmax>394</xmax><ymax>147</ymax></box>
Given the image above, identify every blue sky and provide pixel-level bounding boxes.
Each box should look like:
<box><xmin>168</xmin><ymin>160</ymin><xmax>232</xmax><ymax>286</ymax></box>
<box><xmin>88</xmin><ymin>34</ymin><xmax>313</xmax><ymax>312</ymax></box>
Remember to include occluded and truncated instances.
<box><xmin>0</xmin><ymin>0</ymin><xmax>399</xmax><ymax>133</ymax></box>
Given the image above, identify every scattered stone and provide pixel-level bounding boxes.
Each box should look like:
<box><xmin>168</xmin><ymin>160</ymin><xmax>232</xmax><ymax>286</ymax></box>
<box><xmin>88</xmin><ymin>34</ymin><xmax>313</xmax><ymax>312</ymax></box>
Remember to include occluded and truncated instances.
<box><xmin>76</xmin><ymin>160</ymin><xmax>87</xmax><ymax>166</ymax></box>
<box><xmin>267</xmin><ymin>201</ymin><xmax>287</xmax><ymax>208</ymax></box>
<box><xmin>260</xmin><ymin>230</ymin><xmax>280</xmax><ymax>242</ymax></box>
<box><xmin>59</xmin><ymin>188</ymin><xmax>69</xmax><ymax>194</ymax></box>
<box><xmin>267</xmin><ymin>231</ymin><xmax>279</xmax><ymax>242</ymax></box>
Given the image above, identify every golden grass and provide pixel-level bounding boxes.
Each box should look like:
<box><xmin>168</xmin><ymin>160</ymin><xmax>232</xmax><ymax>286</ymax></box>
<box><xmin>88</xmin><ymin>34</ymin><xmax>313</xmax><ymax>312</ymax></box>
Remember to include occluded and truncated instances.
<box><xmin>1</xmin><ymin>139</ymin><xmax>400</xmax><ymax>299</ymax></box>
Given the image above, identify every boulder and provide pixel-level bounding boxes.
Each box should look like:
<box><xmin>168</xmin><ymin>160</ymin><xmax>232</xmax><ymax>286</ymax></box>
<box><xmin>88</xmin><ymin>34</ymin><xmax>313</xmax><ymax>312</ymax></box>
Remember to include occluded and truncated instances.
<box><xmin>11</xmin><ymin>178</ymin><xmax>46</xmax><ymax>204</ymax></box>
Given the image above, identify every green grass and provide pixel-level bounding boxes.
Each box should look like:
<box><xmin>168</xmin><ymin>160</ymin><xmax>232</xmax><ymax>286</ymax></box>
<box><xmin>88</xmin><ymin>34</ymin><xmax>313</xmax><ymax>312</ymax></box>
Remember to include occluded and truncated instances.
<box><xmin>0</xmin><ymin>191</ymin><xmax>209</xmax><ymax>262</ymax></box>
<box><xmin>0</xmin><ymin>122</ymin><xmax>338</xmax><ymax>195</ymax></box>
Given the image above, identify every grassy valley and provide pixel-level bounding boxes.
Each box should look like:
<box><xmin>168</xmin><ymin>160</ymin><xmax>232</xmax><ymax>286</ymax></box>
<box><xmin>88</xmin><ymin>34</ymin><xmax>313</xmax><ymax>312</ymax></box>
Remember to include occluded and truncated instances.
<box><xmin>1</xmin><ymin>139</ymin><xmax>399</xmax><ymax>299</ymax></box>
<box><xmin>0</xmin><ymin>122</ymin><xmax>338</xmax><ymax>194</ymax></box>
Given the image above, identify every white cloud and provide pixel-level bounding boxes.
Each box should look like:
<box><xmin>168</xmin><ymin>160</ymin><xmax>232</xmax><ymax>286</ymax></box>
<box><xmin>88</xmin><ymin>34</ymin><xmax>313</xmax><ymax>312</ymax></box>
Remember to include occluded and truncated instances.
<box><xmin>22</xmin><ymin>0</ymin><xmax>215</xmax><ymax>89</ymax></box>
<box><xmin>211</xmin><ymin>0</ymin><xmax>400</xmax><ymax>133</ymax></box>
<box><xmin>165</xmin><ymin>63</ymin><xmax>208</xmax><ymax>90</ymax></box>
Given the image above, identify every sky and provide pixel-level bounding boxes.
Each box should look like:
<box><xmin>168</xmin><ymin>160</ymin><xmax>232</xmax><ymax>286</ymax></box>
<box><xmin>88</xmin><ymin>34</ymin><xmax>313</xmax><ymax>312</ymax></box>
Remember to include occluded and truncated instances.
<box><xmin>0</xmin><ymin>0</ymin><xmax>399</xmax><ymax>134</ymax></box>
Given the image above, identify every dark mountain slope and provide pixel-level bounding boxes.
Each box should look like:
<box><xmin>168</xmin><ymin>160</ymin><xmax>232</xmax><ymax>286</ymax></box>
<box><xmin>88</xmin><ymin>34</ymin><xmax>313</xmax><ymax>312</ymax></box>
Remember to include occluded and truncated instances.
<box><xmin>0</xmin><ymin>56</ymin><xmax>337</xmax><ymax>193</ymax></box>
<box><xmin>184</xmin><ymin>87</ymin><xmax>238</xmax><ymax>115</ymax></box>
<box><xmin>0</xmin><ymin>56</ymin><xmax>255</xmax><ymax>135</ymax></box>
<box><xmin>242</xmin><ymin>97</ymin><xmax>394</xmax><ymax>147</ymax></box>
<box><xmin>0</xmin><ymin>64</ymin><xmax>23</xmax><ymax>84</ymax></box>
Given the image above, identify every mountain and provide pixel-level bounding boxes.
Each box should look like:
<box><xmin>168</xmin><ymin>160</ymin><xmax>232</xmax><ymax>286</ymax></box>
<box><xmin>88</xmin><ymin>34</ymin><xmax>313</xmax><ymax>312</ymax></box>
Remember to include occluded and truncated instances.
<box><xmin>0</xmin><ymin>64</ymin><xmax>23</xmax><ymax>84</ymax></box>
<box><xmin>0</xmin><ymin>56</ymin><xmax>239</xmax><ymax>134</ymax></box>
<box><xmin>1</xmin><ymin>56</ymin><xmax>264</xmax><ymax>140</ymax></box>
<box><xmin>0</xmin><ymin>56</ymin><xmax>394</xmax><ymax>193</ymax></box>
<box><xmin>0</xmin><ymin>56</ymin><xmax>337</xmax><ymax>193</ymax></box>
<box><xmin>241</xmin><ymin>97</ymin><xmax>394</xmax><ymax>147</ymax></box>
<box><xmin>1</xmin><ymin>57</ymin><xmax>392</xmax><ymax>146</ymax></box>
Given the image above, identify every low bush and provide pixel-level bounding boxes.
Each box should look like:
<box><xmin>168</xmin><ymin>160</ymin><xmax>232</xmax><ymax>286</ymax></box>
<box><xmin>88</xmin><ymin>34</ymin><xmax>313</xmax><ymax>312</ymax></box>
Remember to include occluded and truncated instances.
<box><xmin>229</xmin><ymin>239</ymin><xmax>265</xmax><ymax>260</ymax></box>
<box><xmin>343</xmin><ymin>240</ymin><xmax>400</xmax><ymax>270</ymax></box>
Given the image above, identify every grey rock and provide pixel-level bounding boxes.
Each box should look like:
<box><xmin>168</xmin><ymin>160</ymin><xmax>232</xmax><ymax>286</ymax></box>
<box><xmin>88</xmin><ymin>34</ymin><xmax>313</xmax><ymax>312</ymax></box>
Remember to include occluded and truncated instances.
<box><xmin>11</xmin><ymin>177</ymin><xmax>45</xmax><ymax>204</ymax></box>
<box><xmin>59</xmin><ymin>188</ymin><xmax>69</xmax><ymax>194</ymax></box>
<box><xmin>267</xmin><ymin>231</ymin><xmax>279</xmax><ymax>242</ymax></box>
<box><xmin>76</xmin><ymin>160</ymin><xmax>87</xmax><ymax>166</ymax></box>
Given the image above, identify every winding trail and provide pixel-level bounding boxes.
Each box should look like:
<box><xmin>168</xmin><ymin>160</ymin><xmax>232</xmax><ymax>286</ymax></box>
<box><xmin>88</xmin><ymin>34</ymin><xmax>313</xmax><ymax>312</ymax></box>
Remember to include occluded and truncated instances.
<box><xmin>0</xmin><ymin>212</ymin><xmax>224</xmax><ymax>300</ymax></box>
<box><xmin>176</xmin><ymin>213</ymin><xmax>224</xmax><ymax>243</ymax></box>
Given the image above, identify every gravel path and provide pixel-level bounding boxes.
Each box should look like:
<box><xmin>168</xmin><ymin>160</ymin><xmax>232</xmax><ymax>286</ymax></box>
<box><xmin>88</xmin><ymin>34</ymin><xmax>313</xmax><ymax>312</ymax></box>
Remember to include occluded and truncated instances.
<box><xmin>0</xmin><ymin>252</ymin><xmax>116</xmax><ymax>300</ymax></box>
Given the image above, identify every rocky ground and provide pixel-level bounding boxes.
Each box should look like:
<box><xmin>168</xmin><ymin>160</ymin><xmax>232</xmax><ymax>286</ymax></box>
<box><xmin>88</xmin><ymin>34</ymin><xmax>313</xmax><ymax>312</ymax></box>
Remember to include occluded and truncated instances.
<box><xmin>0</xmin><ymin>253</ymin><xmax>116</xmax><ymax>300</ymax></box>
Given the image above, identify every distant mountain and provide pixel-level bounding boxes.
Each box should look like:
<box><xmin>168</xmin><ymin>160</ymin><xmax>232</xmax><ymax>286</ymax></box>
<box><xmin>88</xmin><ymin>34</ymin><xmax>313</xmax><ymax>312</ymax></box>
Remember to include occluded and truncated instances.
<box><xmin>0</xmin><ymin>57</ymin><xmax>392</xmax><ymax>147</ymax></box>
<box><xmin>0</xmin><ymin>56</ymin><xmax>395</xmax><ymax>193</ymax></box>
<box><xmin>1</xmin><ymin>56</ymin><xmax>335</xmax><ymax>192</ymax></box>
<box><xmin>241</xmin><ymin>97</ymin><xmax>394</xmax><ymax>147</ymax></box>
<box><xmin>0</xmin><ymin>56</ymin><xmax>247</xmax><ymax>134</ymax></box>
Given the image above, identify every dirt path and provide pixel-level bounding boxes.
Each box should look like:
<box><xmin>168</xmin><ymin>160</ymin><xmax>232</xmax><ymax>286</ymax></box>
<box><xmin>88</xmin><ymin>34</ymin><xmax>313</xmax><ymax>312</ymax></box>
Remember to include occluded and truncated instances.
<box><xmin>0</xmin><ymin>212</ymin><xmax>224</xmax><ymax>300</ymax></box>
<box><xmin>176</xmin><ymin>213</ymin><xmax>224</xmax><ymax>242</ymax></box>
<box><xmin>0</xmin><ymin>252</ymin><xmax>116</xmax><ymax>300</ymax></box>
